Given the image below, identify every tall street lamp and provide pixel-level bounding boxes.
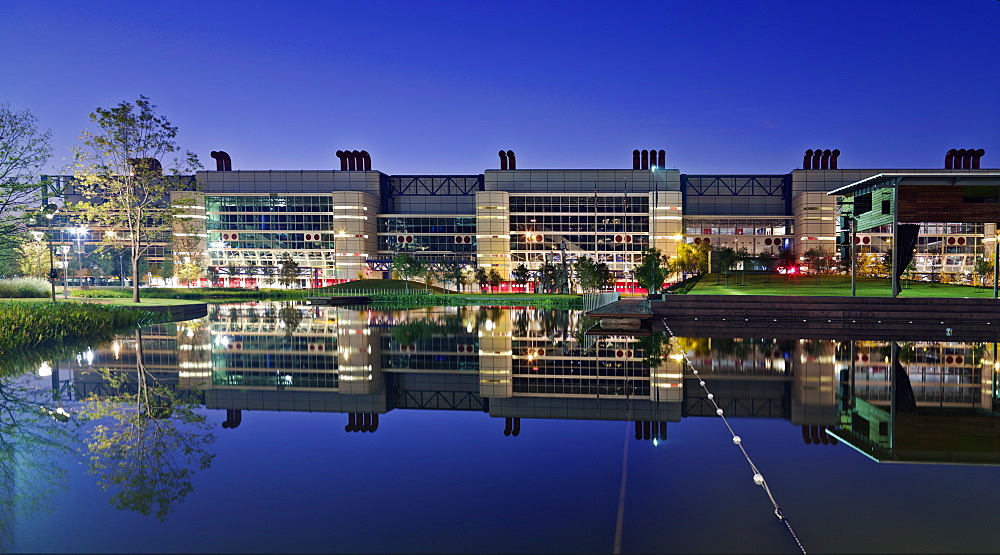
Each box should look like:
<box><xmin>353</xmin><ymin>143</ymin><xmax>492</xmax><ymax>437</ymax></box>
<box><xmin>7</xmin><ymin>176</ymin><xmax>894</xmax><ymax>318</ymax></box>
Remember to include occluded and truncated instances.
<box><xmin>42</xmin><ymin>204</ymin><xmax>57</xmax><ymax>302</ymax></box>
<box><xmin>71</xmin><ymin>226</ymin><xmax>88</xmax><ymax>287</ymax></box>
<box><xmin>60</xmin><ymin>245</ymin><xmax>70</xmax><ymax>297</ymax></box>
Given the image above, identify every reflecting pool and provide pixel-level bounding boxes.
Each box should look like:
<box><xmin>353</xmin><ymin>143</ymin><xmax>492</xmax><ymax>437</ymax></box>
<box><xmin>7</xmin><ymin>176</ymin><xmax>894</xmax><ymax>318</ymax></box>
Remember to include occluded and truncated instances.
<box><xmin>6</xmin><ymin>301</ymin><xmax>1000</xmax><ymax>553</ymax></box>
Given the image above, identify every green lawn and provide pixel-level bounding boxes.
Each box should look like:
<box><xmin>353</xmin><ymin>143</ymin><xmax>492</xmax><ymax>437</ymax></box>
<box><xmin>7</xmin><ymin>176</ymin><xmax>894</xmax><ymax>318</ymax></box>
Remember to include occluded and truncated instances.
<box><xmin>689</xmin><ymin>273</ymin><xmax>997</xmax><ymax>298</ymax></box>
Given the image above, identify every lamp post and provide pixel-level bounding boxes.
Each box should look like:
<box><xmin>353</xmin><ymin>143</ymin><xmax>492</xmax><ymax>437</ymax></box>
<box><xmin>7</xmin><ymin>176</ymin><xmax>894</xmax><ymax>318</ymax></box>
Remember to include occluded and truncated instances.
<box><xmin>42</xmin><ymin>204</ymin><xmax>57</xmax><ymax>302</ymax></box>
<box><xmin>60</xmin><ymin>245</ymin><xmax>70</xmax><ymax>297</ymax></box>
<box><xmin>70</xmin><ymin>226</ymin><xmax>88</xmax><ymax>287</ymax></box>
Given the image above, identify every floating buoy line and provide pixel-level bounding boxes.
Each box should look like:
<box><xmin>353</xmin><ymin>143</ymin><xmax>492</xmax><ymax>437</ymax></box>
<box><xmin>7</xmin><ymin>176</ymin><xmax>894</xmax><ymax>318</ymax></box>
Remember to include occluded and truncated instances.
<box><xmin>663</xmin><ymin>320</ymin><xmax>808</xmax><ymax>554</ymax></box>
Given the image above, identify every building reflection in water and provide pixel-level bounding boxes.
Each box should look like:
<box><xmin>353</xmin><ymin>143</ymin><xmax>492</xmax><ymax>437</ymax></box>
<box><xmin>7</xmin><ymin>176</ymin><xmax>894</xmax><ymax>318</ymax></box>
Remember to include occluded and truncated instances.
<box><xmin>52</xmin><ymin>302</ymin><xmax>1000</xmax><ymax>463</ymax></box>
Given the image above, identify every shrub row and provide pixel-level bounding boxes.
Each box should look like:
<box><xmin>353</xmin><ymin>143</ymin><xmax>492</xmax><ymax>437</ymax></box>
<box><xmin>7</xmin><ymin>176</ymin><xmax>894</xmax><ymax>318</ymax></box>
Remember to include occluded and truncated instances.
<box><xmin>0</xmin><ymin>301</ymin><xmax>167</xmax><ymax>375</ymax></box>
<box><xmin>0</xmin><ymin>278</ymin><xmax>51</xmax><ymax>298</ymax></box>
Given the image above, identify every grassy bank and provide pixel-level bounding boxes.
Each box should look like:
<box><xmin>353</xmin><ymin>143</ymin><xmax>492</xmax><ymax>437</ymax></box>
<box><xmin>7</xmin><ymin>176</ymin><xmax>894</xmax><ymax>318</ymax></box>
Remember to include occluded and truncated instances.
<box><xmin>0</xmin><ymin>301</ymin><xmax>169</xmax><ymax>375</ymax></box>
<box><xmin>689</xmin><ymin>273</ymin><xmax>998</xmax><ymax>298</ymax></box>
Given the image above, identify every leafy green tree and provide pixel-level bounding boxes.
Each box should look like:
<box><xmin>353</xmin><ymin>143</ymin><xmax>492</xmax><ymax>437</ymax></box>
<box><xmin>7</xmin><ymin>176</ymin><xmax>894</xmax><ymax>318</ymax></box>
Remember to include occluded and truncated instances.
<box><xmin>0</xmin><ymin>103</ymin><xmax>52</xmax><ymax>271</ymax></box>
<box><xmin>633</xmin><ymin>248</ymin><xmax>669</xmax><ymax>294</ymax></box>
<box><xmin>474</xmin><ymin>267</ymin><xmax>489</xmax><ymax>292</ymax></box>
<box><xmin>672</xmin><ymin>242</ymin><xmax>710</xmax><ymax>276</ymax></box>
<box><xmin>157</xmin><ymin>256</ymin><xmax>175</xmax><ymax>285</ymax></box>
<box><xmin>487</xmin><ymin>268</ymin><xmax>503</xmax><ymax>292</ymax></box>
<box><xmin>511</xmin><ymin>263</ymin><xmax>531</xmax><ymax>292</ymax></box>
<box><xmin>537</xmin><ymin>262</ymin><xmax>562</xmax><ymax>293</ymax></box>
<box><xmin>176</xmin><ymin>261</ymin><xmax>202</xmax><ymax>287</ymax></box>
<box><xmin>82</xmin><ymin>330</ymin><xmax>215</xmax><ymax>521</ymax></box>
<box><xmin>277</xmin><ymin>253</ymin><xmax>300</xmax><ymax>287</ymax></box>
<box><xmin>392</xmin><ymin>253</ymin><xmax>424</xmax><ymax>291</ymax></box>
<box><xmin>441</xmin><ymin>263</ymin><xmax>470</xmax><ymax>293</ymax></box>
<box><xmin>575</xmin><ymin>255</ymin><xmax>612</xmax><ymax>292</ymax></box>
<box><xmin>735</xmin><ymin>246</ymin><xmax>752</xmax><ymax>286</ymax></box>
<box><xmin>973</xmin><ymin>255</ymin><xmax>993</xmax><ymax>289</ymax></box>
<box><xmin>206</xmin><ymin>266</ymin><xmax>220</xmax><ymax>286</ymax></box>
<box><xmin>776</xmin><ymin>247</ymin><xmax>798</xmax><ymax>277</ymax></box>
<box><xmin>71</xmin><ymin>96</ymin><xmax>200</xmax><ymax>302</ymax></box>
<box><xmin>225</xmin><ymin>262</ymin><xmax>239</xmax><ymax>285</ymax></box>
<box><xmin>713</xmin><ymin>246</ymin><xmax>739</xmax><ymax>286</ymax></box>
<box><xmin>17</xmin><ymin>238</ymin><xmax>51</xmax><ymax>279</ymax></box>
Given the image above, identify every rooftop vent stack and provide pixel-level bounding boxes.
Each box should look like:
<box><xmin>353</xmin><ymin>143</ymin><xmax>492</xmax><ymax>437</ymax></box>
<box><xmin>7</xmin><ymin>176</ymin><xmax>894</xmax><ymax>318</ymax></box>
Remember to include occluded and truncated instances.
<box><xmin>633</xmin><ymin>150</ymin><xmax>640</xmax><ymax>169</ymax></box>
<box><xmin>499</xmin><ymin>150</ymin><xmax>509</xmax><ymax>170</ymax></box>
<box><xmin>351</xmin><ymin>150</ymin><xmax>363</xmax><ymax>171</ymax></box>
<box><xmin>956</xmin><ymin>149</ymin><xmax>968</xmax><ymax>170</ymax></box>
<box><xmin>803</xmin><ymin>149</ymin><xmax>814</xmax><ymax>169</ymax></box>
<box><xmin>641</xmin><ymin>150</ymin><xmax>649</xmax><ymax>170</ymax></box>
<box><xmin>210</xmin><ymin>150</ymin><xmax>232</xmax><ymax>171</ymax></box>
<box><xmin>657</xmin><ymin>150</ymin><xmax>665</xmax><ymax>168</ymax></box>
<box><xmin>830</xmin><ymin>149</ymin><xmax>840</xmax><ymax>169</ymax></box>
<box><xmin>811</xmin><ymin>149</ymin><xmax>823</xmax><ymax>170</ymax></box>
<box><xmin>945</xmin><ymin>149</ymin><xmax>956</xmax><ymax>169</ymax></box>
<box><xmin>821</xmin><ymin>149</ymin><xmax>831</xmax><ymax>169</ymax></box>
<box><xmin>972</xmin><ymin>149</ymin><xmax>985</xmax><ymax>169</ymax></box>
<box><xmin>336</xmin><ymin>151</ymin><xmax>347</xmax><ymax>171</ymax></box>
<box><xmin>360</xmin><ymin>150</ymin><xmax>372</xmax><ymax>171</ymax></box>
<box><xmin>507</xmin><ymin>150</ymin><xmax>516</xmax><ymax>170</ymax></box>
<box><xmin>964</xmin><ymin>148</ymin><xmax>976</xmax><ymax>170</ymax></box>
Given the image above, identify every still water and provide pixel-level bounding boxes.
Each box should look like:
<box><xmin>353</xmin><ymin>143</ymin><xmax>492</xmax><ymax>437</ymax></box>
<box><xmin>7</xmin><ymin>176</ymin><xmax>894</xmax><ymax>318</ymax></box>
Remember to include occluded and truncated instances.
<box><xmin>6</xmin><ymin>302</ymin><xmax>1000</xmax><ymax>553</ymax></box>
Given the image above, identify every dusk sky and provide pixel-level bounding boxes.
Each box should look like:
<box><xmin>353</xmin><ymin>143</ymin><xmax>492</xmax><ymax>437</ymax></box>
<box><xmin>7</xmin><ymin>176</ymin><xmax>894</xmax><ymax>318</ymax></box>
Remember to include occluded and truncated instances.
<box><xmin>4</xmin><ymin>1</ymin><xmax>998</xmax><ymax>176</ymax></box>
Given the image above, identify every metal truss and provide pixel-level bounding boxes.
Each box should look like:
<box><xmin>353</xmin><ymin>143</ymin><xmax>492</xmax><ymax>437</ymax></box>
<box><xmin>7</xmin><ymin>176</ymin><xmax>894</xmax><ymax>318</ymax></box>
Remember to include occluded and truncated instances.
<box><xmin>366</xmin><ymin>258</ymin><xmax>475</xmax><ymax>271</ymax></box>
<box><xmin>682</xmin><ymin>175</ymin><xmax>791</xmax><ymax>197</ymax></box>
<box><xmin>393</xmin><ymin>389</ymin><xmax>486</xmax><ymax>411</ymax></box>
<box><xmin>385</xmin><ymin>175</ymin><xmax>484</xmax><ymax>196</ymax></box>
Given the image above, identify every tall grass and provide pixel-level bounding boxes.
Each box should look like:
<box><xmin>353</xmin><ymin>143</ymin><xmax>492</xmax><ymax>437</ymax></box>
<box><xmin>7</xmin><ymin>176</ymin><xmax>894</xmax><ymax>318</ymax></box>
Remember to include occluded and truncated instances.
<box><xmin>0</xmin><ymin>278</ymin><xmax>51</xmax><ymax>298</ymax></box>
<box><xmin>0</xmin><ymin>301</ymin><xmax>168</xmax><ymax>375</ymax></box>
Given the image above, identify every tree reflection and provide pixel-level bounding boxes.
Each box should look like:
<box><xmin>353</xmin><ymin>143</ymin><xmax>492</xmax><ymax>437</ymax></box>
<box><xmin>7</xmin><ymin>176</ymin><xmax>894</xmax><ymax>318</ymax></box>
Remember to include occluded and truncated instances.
<box><xmin>81</xmin><ymin>329</ymin><xmax>215</xmax><ymax>521</ymax></box>
<box><xmin>0</xmin><ymin>373</ymin><xmax>78</xmax><ymax>549</ymax></box>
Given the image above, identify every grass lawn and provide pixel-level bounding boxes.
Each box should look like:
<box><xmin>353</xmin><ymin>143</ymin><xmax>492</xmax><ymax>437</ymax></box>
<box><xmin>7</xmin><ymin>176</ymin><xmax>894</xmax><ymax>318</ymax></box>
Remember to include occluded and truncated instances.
<box><xmin>4</xmin><ymin>297</ymin><xmax>204</xmax><ymax>307</ymax></box>
<box><xmin>689</xmin><ymin>273</ymin><xmax>997</xmax><ymax>298</ymax></box>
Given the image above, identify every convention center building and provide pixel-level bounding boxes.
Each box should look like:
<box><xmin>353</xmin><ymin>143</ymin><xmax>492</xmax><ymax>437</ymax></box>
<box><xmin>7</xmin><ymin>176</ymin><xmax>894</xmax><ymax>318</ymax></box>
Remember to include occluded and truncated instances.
<box><xmin>46</xmin><ymin>147</ymin><xmax>996</xmax><ymax>289</ymax></box>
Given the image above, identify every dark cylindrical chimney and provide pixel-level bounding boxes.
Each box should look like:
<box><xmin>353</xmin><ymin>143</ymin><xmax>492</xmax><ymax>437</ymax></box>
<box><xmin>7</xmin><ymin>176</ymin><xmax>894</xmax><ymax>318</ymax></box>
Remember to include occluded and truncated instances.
<box><xmin>371</xmin><ymin>413</ymin><xmax>379</xmax><ymax>432</ymax></box>
<box><xmin>956</xmin><ymin>149</ymin><xmax>968</xmax><ymax>170</ymax></box>
<box><xmin>657</xmin><ymin>150</ymin><xmax>665</xmax><ymax>168</ymax></box>
<box><xmin>346</xmin><ymin>412</ymin><xmax>356</xmax><ymax>432</ymax></box>
<box><xmin>352</xmin><ymin>150</ymin><xmax>363</xmax><ymax>171</ymax></box>
<box><xmin>211</xmin><ymin>151</ymin><xmax>232</xmax><ymax>171</ymax></box>
<box><xmin>812</xmin><ymin>149</ymin><xmax>823</xmax><ymax>169</ymax></box>
<box><xmin>972</xmin><ymin>148</ymin><xmax>985</xmax><ymax>169</ymax></box>
<box><xmin>803</xmin><ymin>149</ymin><xmax>814</xmax><ymax>169</ymax></box>
<box><xmin>945</xmin><ymin>149</ymin><xmax>956</xmax><ymax>169</ymax></box>
<box><xmin>821</xmin><ymin>149</ymin><xmax>831</xmax><ymax>169</ymax></box>
<box><xmin>360</xmin><ymin>150</ymin><xmax>371</xmax><ymax>171</ymax></box>
<box><xmin>964</xmin><ymin>148</ymin><xmax>976</xmax><ymax>170</ymax></box>
<box><xmin>641</xmin><ymin>150</ymin><xmax>649</xmax><ymax>170</ymax></box>
<box><xmin>507</xmin><ymin>150</ymin><xmax>516</xmax><ymax>170</ymax></box>
<box><xmin>336</xmin><ymin>150</ymin><xmax>347</xmax><ymax>171</ymax></box>
<box><xmin>632</xmin><ymin>150</ymin><xmax>640</xmax><ymax>170</ymax></box>
<box><xmin>634</xmin><ymin>421</ymin><xmax>642</xmax><ymax>440</ymax></box>
<box><xmin>511</xmin><ymin>417</ymin><xmax>520</xmax><ymax>436</ymax></box>
<box><xmin>499</xmin><ymin>150</ymin><xmax>508</xmax><ymax>170</ymax></box>
<box><xmin>830</xmin><ymin>149</ymin><xmax>840</xmax><ymax>169</ymax></box>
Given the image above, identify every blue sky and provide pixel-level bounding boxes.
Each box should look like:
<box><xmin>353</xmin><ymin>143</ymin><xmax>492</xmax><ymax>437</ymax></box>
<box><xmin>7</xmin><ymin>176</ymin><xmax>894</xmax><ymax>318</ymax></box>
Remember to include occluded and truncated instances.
<box><xmin>4</xmin><ymin>0</ymin><xmax>998</xmax><ymax>175</ymax></box>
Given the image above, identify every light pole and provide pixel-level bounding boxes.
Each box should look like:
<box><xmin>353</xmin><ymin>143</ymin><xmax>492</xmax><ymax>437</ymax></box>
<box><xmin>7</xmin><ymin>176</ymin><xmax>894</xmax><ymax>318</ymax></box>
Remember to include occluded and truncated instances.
<box><xmin>71</xmin><ymin>226</ymin><xmax>88</xmax><ymax>287</ymax></box>
<box><xmin>60</xmin><ymin>245</ymin><xmax>70</xmax><ymax>297</ymax></box>
<box><xmin>42</xmin><ymin>204</ymin><xmax>57</xmax><ymax>302</ymax></box>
